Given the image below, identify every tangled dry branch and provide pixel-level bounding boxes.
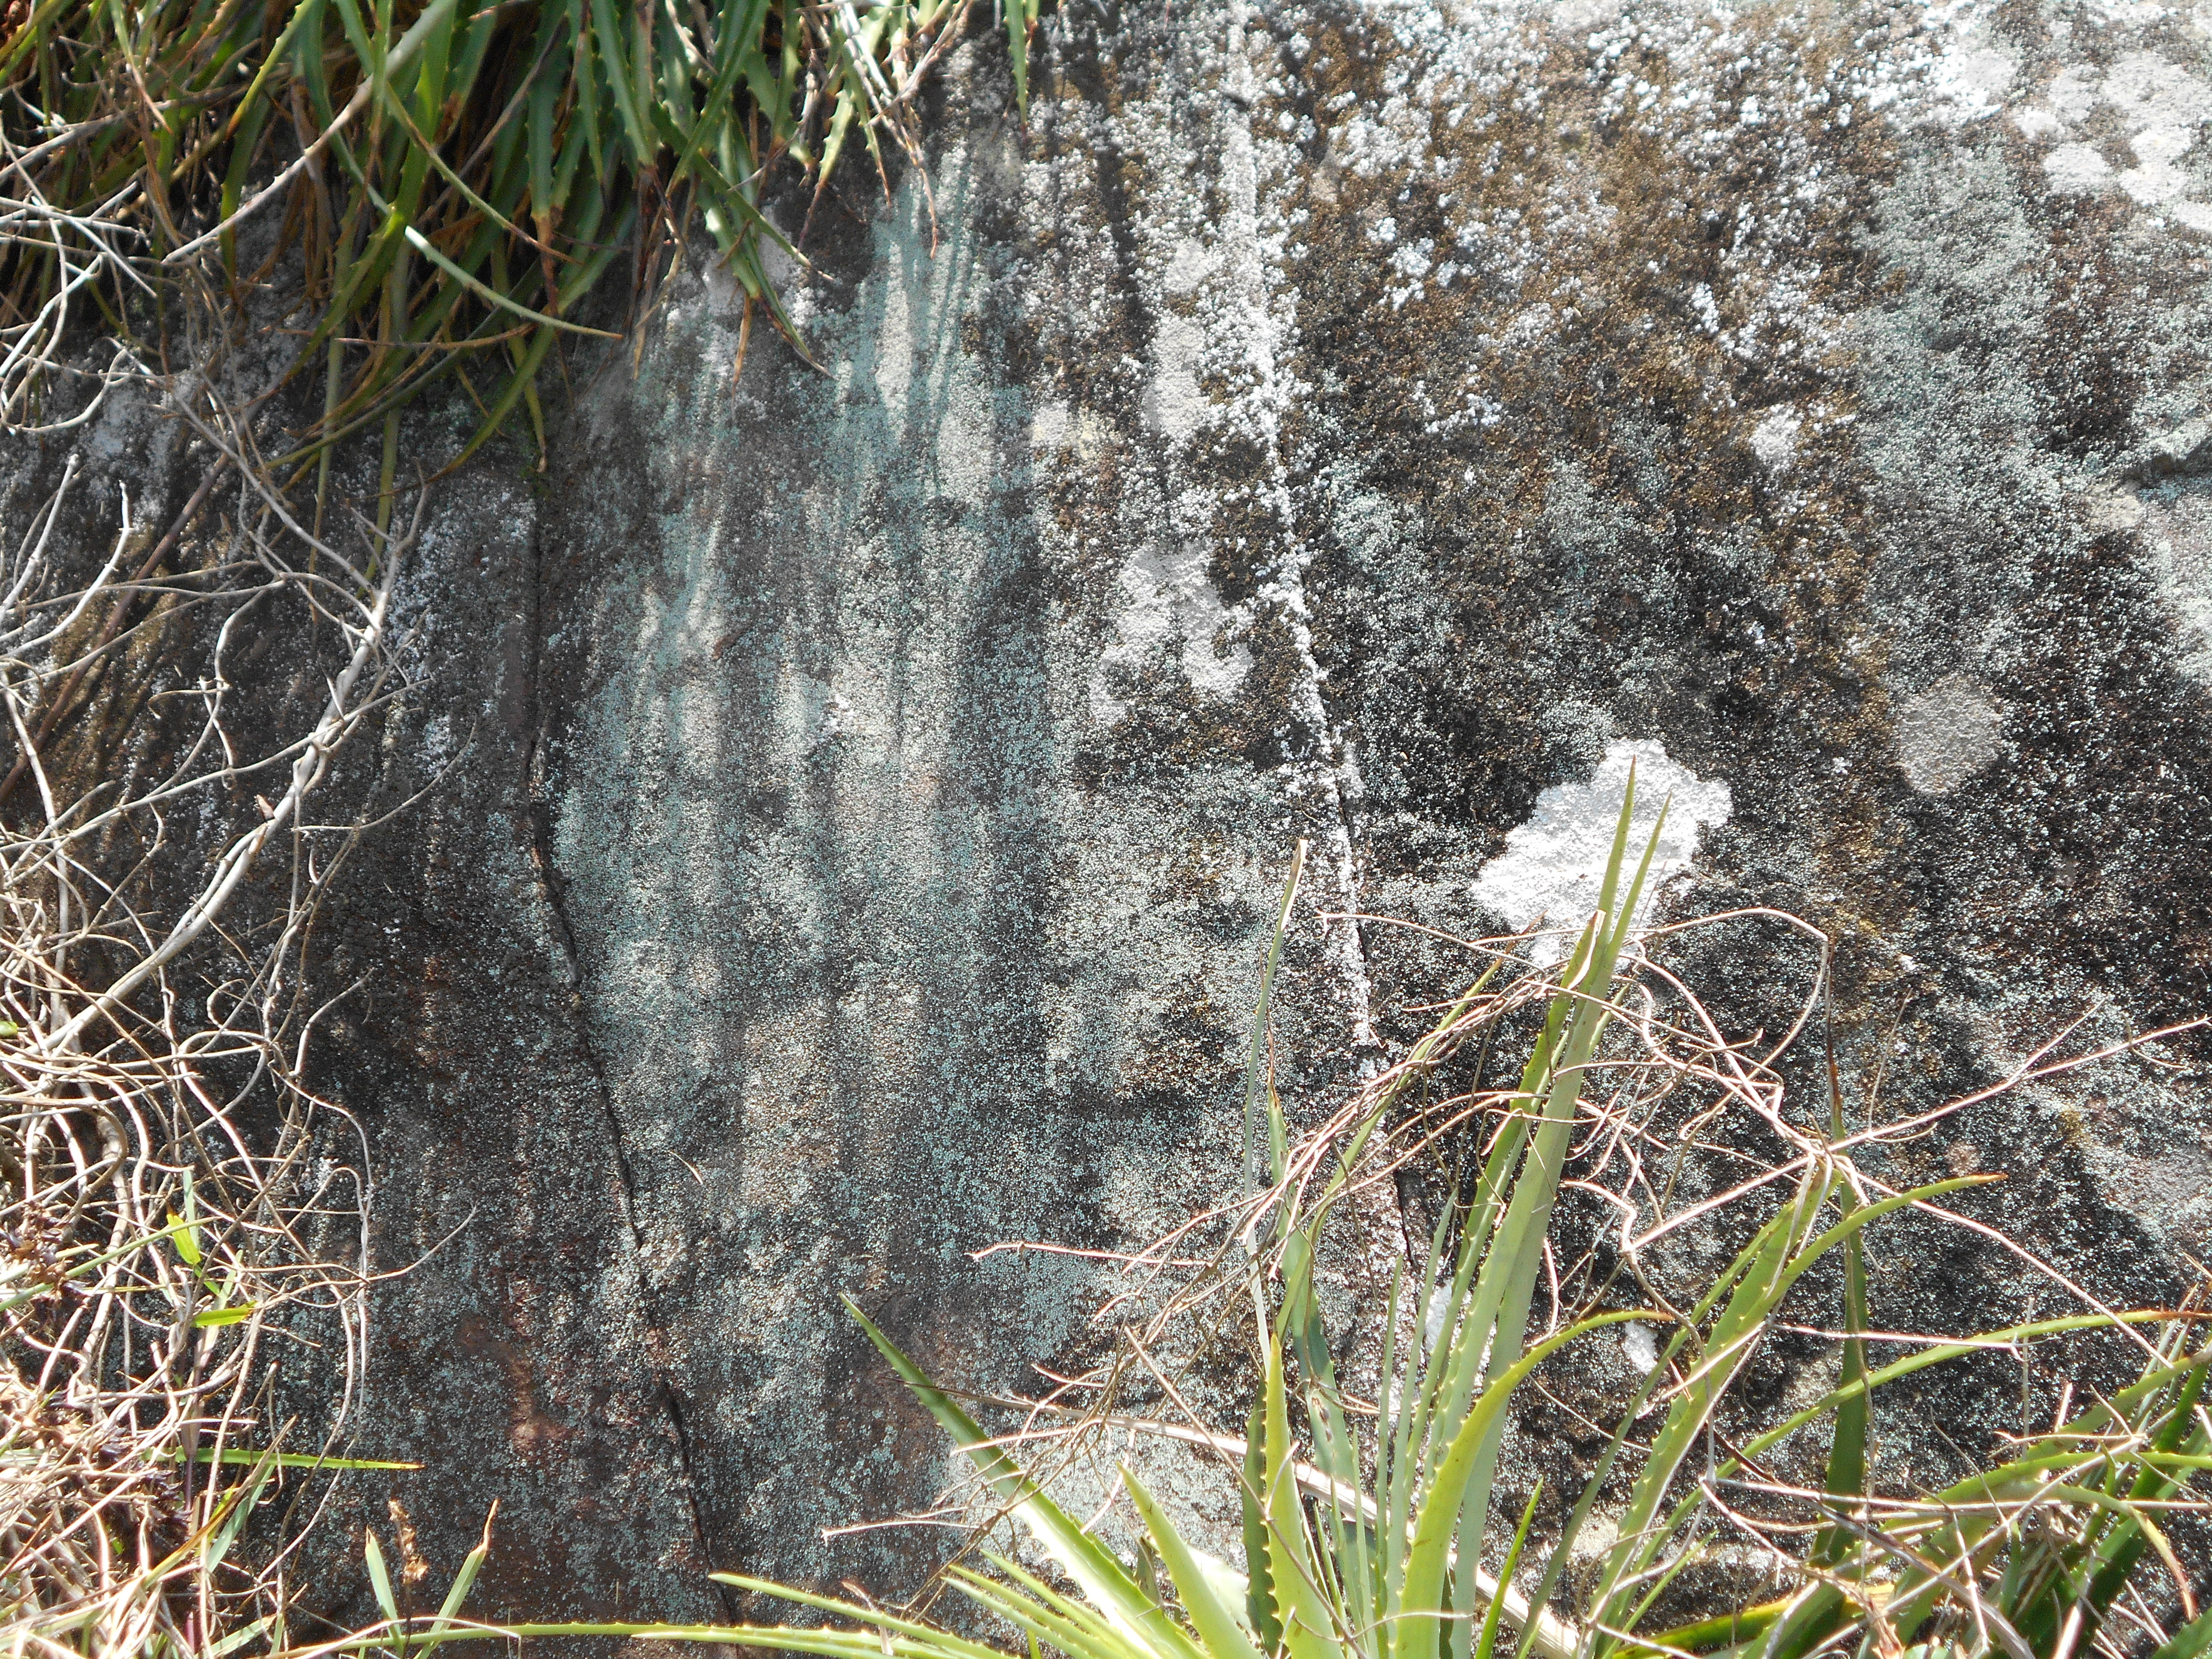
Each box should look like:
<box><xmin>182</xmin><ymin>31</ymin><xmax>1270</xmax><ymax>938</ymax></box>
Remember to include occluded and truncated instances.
<box><xmin>0</xmin><ymin>344</ymin><xmax>416</xmax><ymax>1652</ymax></box>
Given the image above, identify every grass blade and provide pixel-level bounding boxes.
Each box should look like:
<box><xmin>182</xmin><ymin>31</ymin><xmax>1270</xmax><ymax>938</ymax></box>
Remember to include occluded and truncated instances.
<box><xmin>1127</xmin><ymin>1473</ymin><xmax>1269</xmax><ymax>1659</ymax></box>
<box><xmin>845</xmin><ymin>1297</ymin><xmax>1195</xmax><ymax>1659</ymax></box>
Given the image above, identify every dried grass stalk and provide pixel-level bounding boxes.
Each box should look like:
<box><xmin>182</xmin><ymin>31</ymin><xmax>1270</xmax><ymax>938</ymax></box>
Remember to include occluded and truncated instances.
<box><xmin>1</xmin><ymin>341</ymin><xmax>414</xmax><ymax>1653</ymax></box>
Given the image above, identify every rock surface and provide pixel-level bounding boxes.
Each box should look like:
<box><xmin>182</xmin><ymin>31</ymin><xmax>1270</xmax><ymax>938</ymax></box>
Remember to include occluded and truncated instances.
<box><xmin>16</xmin><ymin>0</ymin><xmax>2212</xmax><ymax>1630</ymax></box>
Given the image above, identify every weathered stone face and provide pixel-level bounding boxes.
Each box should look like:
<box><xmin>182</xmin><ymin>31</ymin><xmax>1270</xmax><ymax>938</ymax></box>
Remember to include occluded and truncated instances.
<box><xmin>35</xmin><ymin>0</ymin><xmax>2204</xmax><ymax>1630</ymax></box>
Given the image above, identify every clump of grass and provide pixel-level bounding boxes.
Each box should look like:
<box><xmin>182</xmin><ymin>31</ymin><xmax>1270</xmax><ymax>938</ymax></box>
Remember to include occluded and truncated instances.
<box><xmin>332</xmin><ymin>785</ymin><xmax>2209</xmax><ymax>1659</ymax></box>
<box><xmin>0</xmin><ymin>0</ymin><xmax>1015</xmax><ymax>471</ymax></box>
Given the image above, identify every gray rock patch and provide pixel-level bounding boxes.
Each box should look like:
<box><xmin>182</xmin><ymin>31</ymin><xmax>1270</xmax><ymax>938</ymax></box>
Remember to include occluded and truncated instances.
<box><xmin>1893</xmin><ymin>675</ymin><xmax>2007</xmax><ymax>796</ymax></box>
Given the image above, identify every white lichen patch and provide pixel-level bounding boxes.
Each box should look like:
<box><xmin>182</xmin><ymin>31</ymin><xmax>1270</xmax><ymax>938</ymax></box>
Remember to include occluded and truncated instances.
<box><xmin>1925</xmin><ymin>28</ymin><xmax>2018</xmax><ymax>124</ymax></box>
<box><xmin>1029</xmin><ymin>396</ymin><xmax>1112</xmax><ymax>460</ymax></box>
<box><xmin>1089</xmin><ymin>536</ymin><xmax>1255</xmax><ymax>723</ymax></box>
<box><xmin>1143</xmin><ymin>311</ymin><xmax>1212</xmax><ymax>447</ymax></box>
<box><xmin>2141</xmin><ymin>489</ymin><xmax>2212</xmax><ymax>687</ymax></box>
<box><xmin>1621</xmin><ymin>1322</ymin><xmax>1660</xmax><ymax>1376</ymax></box>
<box><xmin>1162</xmin><ymin>236</ymin><xmax>1219</xmax><ymax>296</ymax></box>
<box><xmin>1469</xmin><ymin>739</ymin><xmax>1732</xmax><ymax>962</ymax></box>
<box><xmin>2044</xmin><ymin>142</ymin><xmax>2114</xmax><ymax>193</ymax></box>
<box><xmin>1893</xmin><ymin>674</ymin><xmax>2007</xmax><ymax>795</ymax></box>
<box><xmin>2015</xmin><ymin>50</ymin><xmax>2212</xmax><ymax>226</ymax></box>
<box><xmin>1750</xmin><ymin>406</ymin><xmax>1803</xmax><ymax>471</ymax></box>
<box><xmin>2102</xmin><ymin>51</ymin><xmax>2212</xmax><ymax>136</ymax></box>
<box><xmin>2121</xmin><ymin>126</ymin><xmax>2200</xmax><ymax>208</ymax></box>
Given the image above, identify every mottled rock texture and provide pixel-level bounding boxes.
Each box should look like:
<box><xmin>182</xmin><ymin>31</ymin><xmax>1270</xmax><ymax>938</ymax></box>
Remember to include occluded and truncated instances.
<box><xmin>12</xmin><ymin>0</ymin><xmax>2212</xmax><ymax>1632</ymax></box>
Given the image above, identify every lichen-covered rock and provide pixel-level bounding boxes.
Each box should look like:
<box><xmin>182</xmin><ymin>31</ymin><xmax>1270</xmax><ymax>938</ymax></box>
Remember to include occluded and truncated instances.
<box><xmin>22</xmin><ymin>0</ymin><xmax>2206</xmax><ymax>1630</ymax></box>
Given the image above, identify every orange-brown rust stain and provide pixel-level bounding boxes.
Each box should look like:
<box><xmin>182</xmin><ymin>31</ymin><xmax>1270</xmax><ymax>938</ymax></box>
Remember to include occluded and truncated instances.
<box><xmin>457</xmin><ymin>1311</ymin><xmax>575</xmax><ymax>1463</ymax></box>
